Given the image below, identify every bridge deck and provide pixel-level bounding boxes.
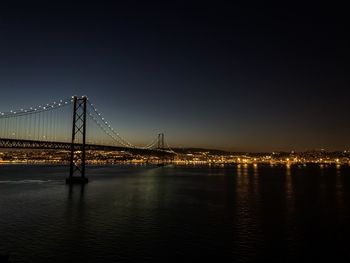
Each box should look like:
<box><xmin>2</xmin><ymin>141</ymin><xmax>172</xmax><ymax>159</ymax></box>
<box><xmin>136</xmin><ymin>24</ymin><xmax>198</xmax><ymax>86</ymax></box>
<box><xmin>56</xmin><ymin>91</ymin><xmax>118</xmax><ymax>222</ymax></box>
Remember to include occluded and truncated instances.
<box><xmin>0</xmin><ymin>138</ymin><xmax>173</xmax><ymax>156</ymax></box>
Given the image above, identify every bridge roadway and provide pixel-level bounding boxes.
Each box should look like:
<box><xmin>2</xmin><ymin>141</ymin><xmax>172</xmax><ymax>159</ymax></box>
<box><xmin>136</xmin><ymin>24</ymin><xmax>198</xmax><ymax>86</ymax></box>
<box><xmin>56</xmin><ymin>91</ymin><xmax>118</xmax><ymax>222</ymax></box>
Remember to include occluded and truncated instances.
<box><xmin>0</xmin><ymin>138</ymin><xmax>174</xmax><ymax>157</ymax></box>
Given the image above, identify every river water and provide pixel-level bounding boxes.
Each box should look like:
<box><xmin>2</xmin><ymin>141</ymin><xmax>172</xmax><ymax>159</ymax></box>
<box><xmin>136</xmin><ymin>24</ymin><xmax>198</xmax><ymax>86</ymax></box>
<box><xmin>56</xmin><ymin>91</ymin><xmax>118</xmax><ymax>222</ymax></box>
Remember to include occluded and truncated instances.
<box><xmin>0</xmin><ymin>164</ymin><xmax>349</xmax><ymax>262</ymax></box>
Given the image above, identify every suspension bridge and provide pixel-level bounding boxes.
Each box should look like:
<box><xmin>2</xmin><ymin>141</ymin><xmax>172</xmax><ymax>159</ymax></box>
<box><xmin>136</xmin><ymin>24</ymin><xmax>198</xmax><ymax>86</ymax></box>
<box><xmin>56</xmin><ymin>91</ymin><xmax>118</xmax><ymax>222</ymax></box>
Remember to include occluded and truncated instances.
<box><xmin>0</xmin><ymin>96</ymin><xmax>175</xmax><ymax>184</ymax></box>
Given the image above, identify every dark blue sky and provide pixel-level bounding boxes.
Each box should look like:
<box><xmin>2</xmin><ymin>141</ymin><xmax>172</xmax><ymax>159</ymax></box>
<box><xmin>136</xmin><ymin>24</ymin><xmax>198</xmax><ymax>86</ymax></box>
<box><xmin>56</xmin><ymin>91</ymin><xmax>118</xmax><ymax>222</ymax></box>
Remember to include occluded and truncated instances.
<box><xmin>0</xmin><ymin>1</ymin><xmax>349</xmax><ymax>151</ymax></box>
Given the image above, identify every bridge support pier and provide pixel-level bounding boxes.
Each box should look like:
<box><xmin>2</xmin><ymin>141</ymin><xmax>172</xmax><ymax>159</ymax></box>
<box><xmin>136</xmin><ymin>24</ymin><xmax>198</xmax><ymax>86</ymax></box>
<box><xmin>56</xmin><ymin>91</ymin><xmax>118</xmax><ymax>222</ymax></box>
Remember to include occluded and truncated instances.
<box><xmin>66</xmin><ymin>176</ymin><xmax>88</xmax><ymax>184</ymax></box>
<box><xmin>66</xmin><ymin>96</ymin><xmax>89</xmax><ymax>185</ymax></box>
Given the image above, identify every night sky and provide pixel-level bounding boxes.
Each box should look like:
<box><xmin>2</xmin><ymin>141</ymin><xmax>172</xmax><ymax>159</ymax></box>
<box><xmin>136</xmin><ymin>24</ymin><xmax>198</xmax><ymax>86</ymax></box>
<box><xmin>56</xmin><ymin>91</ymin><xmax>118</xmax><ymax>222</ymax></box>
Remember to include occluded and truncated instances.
<box><xmin>0</xmin><ymin>1</ymin><xmax>349</xmax><ymax>151</ymax></box>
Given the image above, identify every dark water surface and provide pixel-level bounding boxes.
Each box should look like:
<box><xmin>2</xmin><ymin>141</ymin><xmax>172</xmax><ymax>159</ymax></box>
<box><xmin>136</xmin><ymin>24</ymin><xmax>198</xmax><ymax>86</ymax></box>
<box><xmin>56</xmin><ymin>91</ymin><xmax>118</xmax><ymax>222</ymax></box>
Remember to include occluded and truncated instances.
<box><xmin>0</xmin><ymin>164</ymin><xmax>350</xmax><ymax>262</ymax></box>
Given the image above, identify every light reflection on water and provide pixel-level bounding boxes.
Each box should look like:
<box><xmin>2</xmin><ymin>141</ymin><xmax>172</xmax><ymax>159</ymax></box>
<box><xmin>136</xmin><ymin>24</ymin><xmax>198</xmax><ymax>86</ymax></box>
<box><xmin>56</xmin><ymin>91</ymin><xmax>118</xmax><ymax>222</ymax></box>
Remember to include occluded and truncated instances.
<box><xmin>0</xmin><ymin>164</ymin><xmax>350</xmax><ymax>262</ymax></box>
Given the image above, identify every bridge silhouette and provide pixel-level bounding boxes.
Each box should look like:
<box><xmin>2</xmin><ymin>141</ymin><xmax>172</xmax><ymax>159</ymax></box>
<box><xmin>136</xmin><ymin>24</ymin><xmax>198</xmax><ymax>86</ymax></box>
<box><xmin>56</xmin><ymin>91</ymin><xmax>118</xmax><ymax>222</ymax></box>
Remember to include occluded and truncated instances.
<box><xmin>0</xmin><ymin>96</ymin><xmax>175</xmax><ymax>184</ymax></box>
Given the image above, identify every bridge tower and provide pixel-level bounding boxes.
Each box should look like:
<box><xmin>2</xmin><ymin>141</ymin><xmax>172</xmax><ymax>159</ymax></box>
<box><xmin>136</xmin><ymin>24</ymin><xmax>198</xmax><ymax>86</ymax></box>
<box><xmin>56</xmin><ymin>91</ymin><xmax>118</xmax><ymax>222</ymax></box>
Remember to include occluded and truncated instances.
<box><xmin>157</xmin><ymin>133</ymin><xmax>164</xmax><ymax>150</ymax></box>
<box><xmin>157</xmin><ymin>133</ymin><xmax>166</xmax><ymax>166</ymax></box>
<box><xmin>66</xmin><ymin>96</ymin><xmax>89</xmax><ymax>184</ymax></box>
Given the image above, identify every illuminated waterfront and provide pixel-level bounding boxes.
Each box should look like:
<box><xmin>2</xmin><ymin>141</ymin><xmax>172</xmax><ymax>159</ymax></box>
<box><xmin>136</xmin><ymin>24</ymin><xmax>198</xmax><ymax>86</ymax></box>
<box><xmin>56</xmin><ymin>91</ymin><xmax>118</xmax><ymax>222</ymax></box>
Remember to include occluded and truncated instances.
<box><xmin>2</xmin><ymin>149</ymin><xmax>350</xmax><ymax>166</ymax></box>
